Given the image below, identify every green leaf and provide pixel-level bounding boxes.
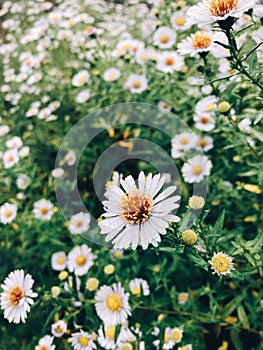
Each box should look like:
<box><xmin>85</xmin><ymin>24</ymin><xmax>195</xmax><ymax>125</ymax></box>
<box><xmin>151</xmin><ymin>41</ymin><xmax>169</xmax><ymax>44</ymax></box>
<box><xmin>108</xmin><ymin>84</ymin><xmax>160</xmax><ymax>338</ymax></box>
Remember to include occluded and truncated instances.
<box><xmin>237</xmin><ymin>304</ymin><xmax>250</xmax><ymax>328</ymax></box>
<box><xmin>213</xmin><ymin>210</ymin><xmax>225</xmax><ymax>233</ymax></box>
<box><xmin>248</xmin><ymin>50</ymin><xmax>258</xmax><ymax>74</ymax></box>
<box><xmin>221</xmin><ymin>294</ymin><xmax>244</xmax><ymax>319</ymax></box>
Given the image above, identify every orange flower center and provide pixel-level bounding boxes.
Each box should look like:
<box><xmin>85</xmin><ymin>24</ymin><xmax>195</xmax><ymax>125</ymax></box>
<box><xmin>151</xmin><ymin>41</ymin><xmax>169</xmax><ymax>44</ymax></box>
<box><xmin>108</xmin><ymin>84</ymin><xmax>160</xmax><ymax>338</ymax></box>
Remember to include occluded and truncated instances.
<box><xmin>165</xmin><ymin>57</ymin><xmax>175</xmax><ymax>66</ymax></box>
<box><xmin>5</xmin><ymin>210</ymin><xmax>12</xmax><ymax>218</ymax></box>
<box><xmin>133</xmin><ymin>80</ymin><xmax>141</xmax><ymax>89</ymax></box>
<box><xmin>200</xmin><ymin>116</ymin><xmax>210</xmax><ymax>124</ymax></box>
<box><xmin>176</xmin><ymin>17</ymin><xmax>185</xmax><ymax>26</ymax></box>
<box><xmin>179</xmin><ymin>137</ymin><xmax>189</xmax><ymax>145</ymax></box>
<box><xmin>198</xmin><ymin>139</ymin><xmax>207</xmax><ymax>147</ymax></box>
<box><xmin>9</xmin><ymin>286</ymin><xmax>24</xmax><ymax>306</ymax></box>
<box><xmin>76</xmin><ymin>220</ymin><xmax>83</xmax><ymax>228</ymax></box>
<box><xmin>76</xmin><ymin>255</ymin><xmax>87</xmax><ymax>266</ymax></box>
<box><xmin>7</xmin><ymin>155</ymin><xmax>14</xmax><ymax>162</ymax></box>
<box><xmin>160</xmin><ymin>34</ymin><xmax>169</xmax><ymax>44</ymax></box>
<box><xmin>192</xmin><ymin>31</ymin><xmax>212</xmax><ymax>49</ymax></box>
<box><xmin>208</xmin><ymin>0</ymin><xmax>239</xmax><ymax>17</ymax></box>
<box><xmin>120</xmin><ymin>192</ymin><xmax>153</xmax><ymax>224</ymax></box>
<box><xmin>192</xmin><ymin>165</ymin><xmax>203</xmax><ymax>176</ymax></box>
<box><xmin>41</xmin><ymin>207</ymin><xmax>48</xmax><ymax>215</ymax></box>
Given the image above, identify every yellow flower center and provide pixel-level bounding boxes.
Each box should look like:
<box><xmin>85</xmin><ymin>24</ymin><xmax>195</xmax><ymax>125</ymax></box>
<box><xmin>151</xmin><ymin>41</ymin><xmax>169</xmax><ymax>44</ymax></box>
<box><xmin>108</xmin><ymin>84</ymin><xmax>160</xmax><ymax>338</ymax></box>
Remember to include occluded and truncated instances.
<box><xmin>55</xmin><ymin>325</ymin><xmax>63</xmax><ymax>334</ymax></box>
<box><xmin>110</xmin><ymin>73</ymin><xmax>117</xmax><ymax>80</ymax></box>
<box><xmin>76</xmin><ymin>220</ymin><xmax>83</xmax><ymax>228</ymax></box>
<box><xmin>106</xmin><ymin>293</ymin><xmax>123</xmax><ymax>312</ymax></box>
<box><xmin>86</xmin><ymin>278</ymin><xmax>99</xmax><ymax>290</ymax></box>
<box><xmin>79</xmin><ymin>335</ymin><xmax>89</xmax><ymax>346</ymax></box>
<box><xmin>120</xmin><ymin>191</ymin><xmax>153</xmax><ymax>224</ymax></box>
<box><xmin>198</xmin><ymin>139</ymin><xmax>207</xmax><ymax>147</ymax></box>
<box><xmin>106</xmin><ymin>325</ymin><xmax>116</xmax><ymax>340</ymax></box>
<box><xmin>122</xmin><ymin>344</ymin><xmax>132</xmax><ymax>350</ymax></box>
<box><xmin>5</xmin><ymin>210</ymin><xmax>12</xmax><ymax>218</ymax></box>
<box><xmin>176</xmin><ymin>17</ymin><xmax>185</xmax><ymax>26</ymax></box>
<box><xmin>160</xmin><ymin>34</ymin><xmax>169</xmax><ymax>44</ymax></box>
<box><xmin>76</xmin><ymin>255</ymin><xmax>87</xmax><ymax>266</ymax></box>
<box><xmin>179</xmin><ymin>294</ymin><xmax>188</xmax><ymax>302</ymax></box>
<box><xmin>7</xmin><ymin>155</ymin><xmax>14</xmax><ymax>162</ymax></box>
<box><xmin>212</xmin><ymin>254</ymin><xmax>231</xmax><ymax>273</ymax></box>
<box><xmin>78</xmin><ymin>75</ymin><xmax>87</xmax><ymax>84</ymax></box>
<box><xmin>208</xmin><ymin>0</ymin><xmax>239</xmax><ymax>17</ymax></box>
<box><xmin>9</xmin><ymin>286</ymin><xmax>24</xmax><ymax>306</ymax></box>
<box><xmin>205</xmin><ymin>103</ymin><xmax>216</xmax><ymax>111</ymax></box>
<box><xmin>200</xmin><ymin>116</ymin><xmax>210</xmax><ymax>123</ymax></box>
<box><xmin>164</xmin><ymin>332</ymin><xmax>169</xmax><ymax>343</ymax></box>
<box><xmin>165</xmin><ymin>57</ymin><xmax>175</xmax><ymax>66</ymax></box>
<box><xmin>57</xmin><ymin>257</ymin><xmax>65</xmax><ymax>265</ymax></box>
<box><xmin>171</xmin><ymin>329</ymin><xmax>182</xmax><ymax>342</ymax></box>
<box><xmin>132</xmin><ymin>286</ymin><xmax>141</xmax><ymax>297</ymax></box>
<box><xmin>41</xmin><ymin>207</ymin><xmax>48</xmax><ymax>215</ymax></box>
<box><xmin>192</xmin><ymin>31</ymin><xmax>212</xmax><ymax>49</ymax></box>
<box><xmin>192</xmin><ymin>165</ymin><xmax>203</xmax><ymax>176</ymax></box>
<box><xmin>133</xmin><ymin>80</ymin><xmax>141</xmax><ymax>89</ymax></box>
<box><xmin>179</xmin><ymin>137</ymin><xmax>189</xmax><ymax>145</ymax></box>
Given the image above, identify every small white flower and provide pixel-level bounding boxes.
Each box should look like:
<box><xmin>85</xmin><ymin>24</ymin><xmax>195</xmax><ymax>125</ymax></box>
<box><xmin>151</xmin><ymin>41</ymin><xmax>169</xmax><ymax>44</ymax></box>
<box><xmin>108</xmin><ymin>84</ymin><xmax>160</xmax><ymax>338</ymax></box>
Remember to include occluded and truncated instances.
<box><xmin>65</xmin><ymin>150</ymin><xmax>76</xmax><ymax>166</ymax></box>
<box><xmin>33</xmin><ymin>199</ymin><xmax>54</xmax><ymax>221</ymax></box>
<box><xmin>186</xmin><ymin>0</ymin><xmax>255</xmax><ymax>27</ymax></box>
<box><xmin>182</xmin><ymin>155</ymin><xmax>212</xmax><ymax>183</ymax></box>
<box><xmin>52</xmin><ymin>167</ymin><xmax>64</xmax><ymax>178</ymax></box>
<box><xmin>124</xmin><ymin>74</ymin><xmax>148</xmax><ymax>94</ymax></box>
<box><xmin>156</xmin><ymin>51</ymin><xmax>184</xmax><ymax>73</ymax></box>
<box><xmin>103</xmin><ymin>68</ymin><xmax>121</xmax><ymax>82</ymax></box>
<box><xmin>51</xmin><ymin>320</ymin><xmax>67</xmax><ymax>338</ymax></box>
<box><xmin>170</xmin><ymin>11</ymin><xmax>191</xmax><ymax>30</ymax></box>
<box><xmin>0</xmin><ymin>125</ymin><xmax>10</xmax><ymax>136</ymax></box>
<box><xmin>153</xmin><ymin>26</ymin><xmax>176</xmax><ymax>49</ymax></box>
<box><xmin>76</xmin><ymin>89</ymin><xmax>90</xmax><ymax>103</ymax></box>
<box><xmin>171</xmin><ymin>131</ymin><xmax>197</xmax><ymax>159</ymax></box>
<box><xmin>71</xmin><ymin>330</ymin><xmax>96</xmax><ymax>349</ymax></box>
<box><xmin>129</xmin><ymin>278</ymin><xmax>150</xmax><ymax>297</ymax></box>
<box><xmin>72</xmin><ymin>70</ymin><xmax>90</xmax><ymax>87</ymax></box>
<box><xmin>67</xmin><ymin>244</ymin><xmax>97</xmax><ymax>276</ymax></box>
<box><xmin>3</xmin><ymin>149</ymin><xmax>19</xmax><ymax>168</ymax></box>
<box><xmin>35</xmin><ymin>335</ymin><xmax>55</xmax><ymax>350</ymax></box>
<box><xmin>158</xmin><ymin>101</ymin><xmax>171</xmax><ymax>113</ymax></box>
<box><xmin>51</xmin><ymin>251</ymin><xmax>67</xmax><ymax>271</ymax></box>
<box><xmin>16</xmin><ymin>174</ymin><xmax>31</xmax><ymax>190</ymax></box>
<box><xmin>0</xmin><ymin>269</ymin><xmax>37</xmax><ymax>324</ymax></box>
<box><xmin>194</xmin><ymin>113</ymin><xmax>216</xmax><ymax>131</ymax></box>
<box><xmin>6</xmin><ymin>136</ymin><xmax>23</xmax><ymax>149</ymax></box>
<box><xmin>195</xmin><ymin>96</ymin><xmax>217</xmax><ymax>115</ymax></box>
<box><xmin>178</xmin><ymin>292</ymin><xmax>189</xmax><ymax>305</ymax></box>
<box><xmin>68</xmin><ymin>212</ymin><xmax>91</xmax><ymax>235</ymax></box>
<box><xmin>95</xmin><ymin>282</ymin><xmax>131</xmax><ymax>326</ymax></box>
<box><xmin>196</xmin><ymin>135</ymin><xmax>214</xmax><ymax>152</ymax></box>
<box><xmin>0</xmin><ymin>203</ymin><xmax>18</xmax><ymax>224</ymax></box>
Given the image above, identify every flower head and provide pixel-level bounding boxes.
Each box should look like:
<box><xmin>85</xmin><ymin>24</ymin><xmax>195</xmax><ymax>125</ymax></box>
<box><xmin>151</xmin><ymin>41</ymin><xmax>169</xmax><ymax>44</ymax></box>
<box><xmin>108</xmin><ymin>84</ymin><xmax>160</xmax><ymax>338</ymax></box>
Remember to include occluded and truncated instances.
<box><xmin>35</xmin><ymin>335</ymin><xmax>55</xmax><ymax>350</ymax></box>
<box><xmin>182</xmin><ymin>155</ymin><xmax>212</xmax><ymax>183</ymax></box>
<box><xmin>209</xmin><ymin>252</ymin><xmax>234</xmax><ymax>275</ymax></box>
<box><xmin>0</xmin><ymin>203</ymin><xmax>18</xmax><ymax>224</ymax></box>
<box><xmin>99</xmin><ymin>171</ymin><xmax>180</xmax><ymax>250</ymax></box>
<box><xmin>67</xmin><ymin>244</ymin><xmax>97</xmax><ymax>276</ymax></box>
<box><xmin>71</xmin><ymin>330</ymin><xmax>96</xmax><ymax>350</ymax></box>
<box><xmin>0</xmin><ymin>269</ymin><xmax>37</xmax><ymax>323</ymax></box>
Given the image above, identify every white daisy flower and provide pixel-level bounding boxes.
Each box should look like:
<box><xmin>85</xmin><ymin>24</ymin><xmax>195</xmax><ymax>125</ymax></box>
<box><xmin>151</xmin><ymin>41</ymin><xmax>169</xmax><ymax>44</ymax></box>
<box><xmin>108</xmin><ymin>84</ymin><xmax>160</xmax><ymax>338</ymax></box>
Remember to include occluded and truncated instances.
<box><xmin>182</xmin><ymin>155</ymin><xmax>212</xmax><ymax>183</ymax></box>
<box><xmin>196</xmin><ymin>135</ymin><xmax>214</xmax><ymax>152</ymax></box>
<box><xmin>178</xmin><ymin>292</ymin><xmax>189</xmax><ymax>305</ymax></box>
<box><xmin>158</xmin><ymin>101</ymin><xmax>171</xmax><ymax>113</ymax></box>
<box><xmin>67</xmin><ymin>244</ymin><xmax>97</xmax><ymax>276</ymax></box>
<box><xmin>68</xmin><ymin>212</ymin><xmax>91</xmax><ymax>235</ymax></box>
<box><xmin>76</xmin><ymin>89</ymin><xmax>90</xmax><ymax>103</ymax></box>
<box><xmin>0</xmin><ymin>125</ymin><xmax>10</xmax><ymax>136</ymax></box>
<box><xmin>153</xmin><ymin>26</ymin><xmax>176</xmax><ymax>49</ymax></box>
<box><xmin>51</xmin><ymin>251</ymin><xmax>67</xmax><ymax>271</ymax></box>
<box><xmin>178</xmin><ymin>345</ymin><xmax>192</xmax><ymax>350</ymax></box>
<box><xmin>195</xmin><ymin>96</ymin><xmax>217</xmax><ymax>115</ymax></box>
<box><xmin>72</xmin><ymin>70</ymin><xmax>90</xmax><ymax>87</ymax></box>
<box><xmin>52</xmin><ymin>167</ymin><xmax>65</xmax><ymax>178</ymax></box>
<box><xmin>0</xmin><ymin>203</ymin><xmax>18</xmax><ymax>224</ymax></box>
<box><xmin>35</xmin><ymin>335</ymin><xmax>55</xmax><ymax>350</ymax></box>
<box><xmin>209</xmin><ymin>251</ymin><xmax>234</xmax><ymax>275</ymax></box>
<box><xmin>135</xmin><ymin>48</ymin><xmax>151</xmax><ymax>65</ymax></box>
<box><xmin>0</xmin><ymin>269</ymin><xmax>37</xmax><ymax>324</ymax></box>
<box><xmin>95</xmin><ymin>282</ymin><xmax>131</xmax><ymax>326</ymax></box>
<box><xmin>129</xmin><ymin>278</ymin><xmax>150</xmax><ymax>297</ymax></box>
<box><xmin>99</xmin><ymin>171</ymin><xmax>180</xmax><ymax>250</ymax></box>
<box><xmin>171</xmin><ymin>131</ymin><xmax>197</xmax><ymax>159</ymax></box>
<box><xmin>194</xmin><ymin>113</ymin><xmax>216</xmax><ymax>131</ymax></box>
<box><xmin>19</xmin><ymin>146</ymin><xmax>30</xmax><ymax>158</ymax></box>
<box><xmin>124</xmin><ymin>74</ymin><xmax>148</xmax><ymax>94</ymax></box>
<box><xmin>6</xmin><ymin>136</ymin><xmax>23</xmax><ymax>149</ymax></box>
<box><xmin>97</xmin><ymin>325</ymin><xmax>117</xmax><ymax>349</ymax></box>
<box><xmin>3</xmin><ymin>149</ymin><xmax>19</xmax><ymax>168</ymax></box>
<box><xmin>177</xmin><ymin>31</ymin><xmax>225</xmax><ymax>57</ymax></box>
<box><xmin>156</xmin><ymin>51</ymin><xmax>184</xmax><ymax>73</ymax></box>
<box><xmin>71</xmin><ymin>330</ymin><xmax>96</xmax><ymax>350</ymax></box>
<box><xmin>170</xmin><ymin>11</ymin><xmax>191</xmax><ymax>30</ymax></box>
<box><xmin>186</xmin><ymin>0</ymin><xmax>255</xmax><ymax>27</ymax></box>
<box><xmin>65</xmin><ymin>150</ymin><xmax>76</xmax><ymax>166</ymax></box>
<box><xmin>103</xmin><ymin>68</ymin><xmax>121</xmax><ymax>82</ymax></box>
<box><xmin>16</xmin><ymin>174</ymin><xmax>31</xmax><ymax>190</ymax></box>
<box><xmin>33</xmin><ymin>199</ymin><xmax>54</xmax><ymax>221</ymax></box>
<box><xmin>51</xmin><ymin>320</ymin><xmax>67</xmax><ymax>338</ymax></box>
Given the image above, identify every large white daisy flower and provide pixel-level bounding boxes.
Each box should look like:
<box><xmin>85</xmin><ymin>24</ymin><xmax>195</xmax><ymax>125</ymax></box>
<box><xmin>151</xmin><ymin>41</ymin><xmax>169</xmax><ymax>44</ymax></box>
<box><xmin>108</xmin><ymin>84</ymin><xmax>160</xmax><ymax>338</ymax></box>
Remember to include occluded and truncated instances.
<box><xmin>67</xmin><ymin>244</ymin><xmax>97</xmax><ymax>276</ymax></box>
<box><xmin>182</xmin><ymin>155</ymin><xmax>212</xmax><ymax>183</ymax></box>
<box><xmin>95</xmin><ymin>282</ymin><xmax>131</xmax><ymax>326</ymax></box>
<box><xmin>99</xmin><ymin>172</ymin><xmax>180</xmax><ymax>250</ymax></box>
<box><xmin>71</xmin><ymin>330</ymin><xmax>97</xmax><ymax>350</ymax></box>
<box><xmin>0</xmin><ymin>269</ymin><xmax>38</xmax><ymax>324</ymax></box>
<box><xmin>186</xmin><ymin>0</ymin><xmax>255</xmax><ymax>27</ymax></box>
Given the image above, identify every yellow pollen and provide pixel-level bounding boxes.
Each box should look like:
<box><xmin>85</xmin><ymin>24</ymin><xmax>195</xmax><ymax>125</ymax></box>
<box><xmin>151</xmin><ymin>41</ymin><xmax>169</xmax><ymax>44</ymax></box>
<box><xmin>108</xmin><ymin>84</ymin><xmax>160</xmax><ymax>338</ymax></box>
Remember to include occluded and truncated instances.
<box><xmin>78</xmin><ymin>75</ymin><xmax>87</xmax><ymax>84</ymax></box>
<box><xmin>5</xmin><ymin>210</ymin><xmax>12</xmax><ymax>218</ymax></box>
<box><xmin>106</xmin><ymin>293</ymin><xmax>122</xmax><ymax>312</ymax></box>
<box><xmin>165</xmin><ymin>57</ymin><xmax>175</xmax><ymax>66</ymax></box>
<box><xmin>208</xmin><ymin>0</ymin><xmax>239</xmax><ymax>17</ymax></box>
<box><xmin>192</xmin><ymin>31</ymin><xmax>212</xmax><ymax>49</ymax></box>
<box><xmin>176</xmin><ymin>17</ymin><xmax>185</xmax><ymax>26</ymax></box>
<box><xmin>120</xmin><ymin>192</ymin><xmax>153</xmax><ymax>224</ymax></box>
<box><xmin>212</xmin><ymin>254</ymin><xmax>231</xmax><ymax>273</ymax></box>
<box><xmin>57</xmin><ymin>257</ymin><xmax>65</xmax><ymax>265</ymax></box>
<box><xmin>192</xmin><ymin>165</ymin><xmax>203</xmax><ymax>176</ymax></box>
<box><xmin>79</xmin><ymin>335</ymin><xmax>89</xmax><ymax>346</ymax></box>
<box><xmin>132</xmin><ymin>286</ymin><xmax>141</xmax><ymax>297</ymax></box>
<box><xmin>106</xmin><ymin>325</ymin><xmax>116</xmax><ymax>340</ymax></box>
<box><xmin>9</xmin><ymin>286</ymin><xmax>24</xmax><ymax>306</ymax></box>
<box><xmin>76</xmin><ymin>255</ymin><xmax>87</xmax><ymax>266</ymax></box>
<box><xmin>179</xmin><ymin>294</ymin><xmax>188</xmax><ymax>302</ymax></box>
<box><xmin>164</xmin><ymin>332</ymin><xmax>169</xmax><ymax>343</ymax></box>
<box><xmin>41</xmin><ymin>207</ymin><xmax>48</xmax><ymax>215</ymax></box>
<box><xmin>198</xmin><ymin>139</ymin><xmax>207</xmax><ymax>147</ymax></box>
<box><xmin>160</xmin><ymin>34</ymin><xmax>169</xmax><ymax>44</ymax></box>
<box><xmin>133</xmin><ymin>80</ymin><xmax>141</xmax><ymax>89</ymax></box>
<box><xmin>55</xmin><ymin>325</ymin><xmax>63</xmax><ymax>334</ymax></box>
